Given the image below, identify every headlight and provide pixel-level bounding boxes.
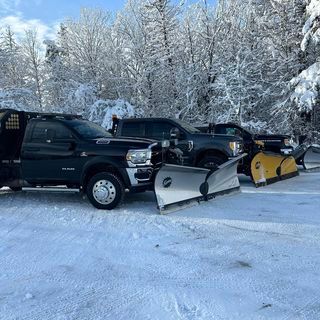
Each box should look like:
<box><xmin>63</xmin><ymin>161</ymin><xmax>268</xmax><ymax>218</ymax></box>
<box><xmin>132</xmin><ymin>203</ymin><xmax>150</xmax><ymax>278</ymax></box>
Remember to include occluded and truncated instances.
<box><xmin>126</xmin><ymin>149</ymin><xmax>151</xmax><ymax>164</ymax></box>
<box><xmin>284</xmin><ymin>138</ymin><xmax>294</xmax><ymax>147</ymax></box>
<box><xmin>254</xmin><ymin>140</ymin><xmax>265</xmax><ymax>147</ymax></box>
<box><xmin>229</xmin><ymin>141</ymin><xmax>242</xmax><ymax>156</ymax></box>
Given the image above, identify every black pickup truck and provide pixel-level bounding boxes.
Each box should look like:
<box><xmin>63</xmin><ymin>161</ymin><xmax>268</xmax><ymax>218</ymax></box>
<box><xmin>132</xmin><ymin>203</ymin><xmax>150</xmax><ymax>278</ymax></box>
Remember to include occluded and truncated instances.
<box><xmin>0</xmin><ymin>109</ymin><xmax>167</xmax><ymax>210</ymax></box>
<box><xmin>196</xmin><ymin>122</ymin><xmax>295</xmax><ymax>155</ymax></box>
<box><xmin>111</xmin><ymin>117</ymin><xmax>243</xmax><ymax>169</ymax></box>
<box><xmin>195</xmin><ymin>122</ymin><xmax>298</xmax><ymax>175</ymax></box>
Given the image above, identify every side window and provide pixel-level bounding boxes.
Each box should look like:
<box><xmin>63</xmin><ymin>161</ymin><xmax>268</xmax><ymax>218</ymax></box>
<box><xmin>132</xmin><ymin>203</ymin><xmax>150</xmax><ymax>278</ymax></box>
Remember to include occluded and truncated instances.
<box><xmin>53</xmin><ymin>123</ymin><xmax>73</xmax><ymax>140</ymax></box>
<box><xmin>226</xmin><ymin>128</ymin><xmax>239</xmax><ymax>136</ymax></box>
<box><xmin>215</xmin><ymin>126</ymin><xmax>227</xmax><ymax>135</ymax></box>
<box><xmin>216</xmin><ymin>126</ymin><xmax>242</xmax><ymax>137</ymax></box>
<box><xmin>147</xmin><ymin>122</ymin><xmax>175</xmax><ymax>140</ymax></box>
<box><xmin>31</xmin><ymin>122</ymin><xmax>48</xmax><ymax>142</ymax></box>
<box><xmin>121</xmin><ymin>122</ymin><xmax>145</xmax><ymax>137</ymax></box>
<box><xmin>31</xmin><ymin>122</ymin><xmax>73</xmax><ymax>143</ymax></box>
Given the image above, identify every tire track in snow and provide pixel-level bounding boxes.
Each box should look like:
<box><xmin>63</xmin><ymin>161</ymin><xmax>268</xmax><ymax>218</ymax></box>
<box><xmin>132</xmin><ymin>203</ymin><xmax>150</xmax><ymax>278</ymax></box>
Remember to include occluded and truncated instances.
<box><xmin>16</xmin><ymin>283</ymin><xmax>145</xmax><ymax>320</ymax></box>
<box><xmin>282</xmin><ymin>295</ymin><xmax>320</xmax><ymax>320</ymax></box>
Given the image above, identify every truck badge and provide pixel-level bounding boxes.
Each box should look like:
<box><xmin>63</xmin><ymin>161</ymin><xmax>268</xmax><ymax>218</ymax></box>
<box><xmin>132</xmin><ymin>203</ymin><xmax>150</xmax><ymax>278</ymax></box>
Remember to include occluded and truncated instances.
<box><xmin>163</xmin><ymin>177</ymin><xmax>172</xmax><ymax>188</ymax></box>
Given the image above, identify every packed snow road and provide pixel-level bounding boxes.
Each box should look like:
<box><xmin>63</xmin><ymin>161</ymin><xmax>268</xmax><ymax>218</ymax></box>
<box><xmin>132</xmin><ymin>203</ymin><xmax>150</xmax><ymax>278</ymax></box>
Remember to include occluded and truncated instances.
<box><xmin>0</xmin><ymin>171</ymin><xmax>320</xmax><ymax>320</ymax></box>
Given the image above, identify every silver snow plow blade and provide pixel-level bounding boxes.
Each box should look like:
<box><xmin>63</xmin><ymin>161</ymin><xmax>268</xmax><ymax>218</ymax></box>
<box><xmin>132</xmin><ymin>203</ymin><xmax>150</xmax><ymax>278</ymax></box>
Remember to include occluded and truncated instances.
<box><xmin>155</xmin><ymin>155</ymin><xmax>246</xmax><ymax>214</ymax></box>
<box><xmin>302</xmin><ymin>145</ymin><xmax>320</xmax><ymax>170</ymax></box>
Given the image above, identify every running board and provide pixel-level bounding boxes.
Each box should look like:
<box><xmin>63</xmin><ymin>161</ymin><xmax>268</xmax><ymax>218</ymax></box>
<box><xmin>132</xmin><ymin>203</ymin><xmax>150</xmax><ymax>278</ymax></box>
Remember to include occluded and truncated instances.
<box><xmin>22</xmin><ymin>187</ymin><xmax>80</xmax><ymax>193</ymax></box>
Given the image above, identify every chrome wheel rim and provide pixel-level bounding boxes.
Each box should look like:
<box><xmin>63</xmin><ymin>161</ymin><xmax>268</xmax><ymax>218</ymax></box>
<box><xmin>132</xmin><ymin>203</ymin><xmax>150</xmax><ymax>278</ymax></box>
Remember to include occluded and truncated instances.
<box><xmin>93</xmin><ymin>180</ymin><xmax>116</xmax><ymax>204</ymax></box>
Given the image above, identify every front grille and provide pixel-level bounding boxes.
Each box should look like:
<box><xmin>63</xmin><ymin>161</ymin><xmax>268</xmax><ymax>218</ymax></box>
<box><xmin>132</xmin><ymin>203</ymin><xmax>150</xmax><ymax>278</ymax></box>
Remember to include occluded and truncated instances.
<box><xmin>151</xmin><ymin>149</ymin><xmax>164</xmax><ymax>168</ymax></box>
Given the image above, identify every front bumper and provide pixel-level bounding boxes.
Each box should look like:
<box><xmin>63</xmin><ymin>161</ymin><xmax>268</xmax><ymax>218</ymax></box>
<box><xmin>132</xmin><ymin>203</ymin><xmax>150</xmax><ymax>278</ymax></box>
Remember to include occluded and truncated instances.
<box><xmin>126</xmin><ymin>167</ymin><xmax>154</xmax><ymax>184</ymax></box>
<box><xmin>280</xmin><ymin>148</ymin><xmax>293</xmax><ymax>155</ymax></box>
<box><xmin>125</xmin><ymin>167</ymin><xmax>158</xmax><ymax>193</ymax></box>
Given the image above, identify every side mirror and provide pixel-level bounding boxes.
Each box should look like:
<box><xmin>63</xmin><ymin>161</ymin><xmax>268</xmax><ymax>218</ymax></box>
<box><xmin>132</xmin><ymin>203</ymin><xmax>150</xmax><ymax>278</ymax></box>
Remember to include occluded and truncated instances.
<box><xmin>170</xmin><ymin>127</ymin><xmax>181</xmax><ymax>139</ymax></box>
<box><xmin>161</xmin><ymin>140</ymin><xmax>170</xmax><ymax>148</ymax></box>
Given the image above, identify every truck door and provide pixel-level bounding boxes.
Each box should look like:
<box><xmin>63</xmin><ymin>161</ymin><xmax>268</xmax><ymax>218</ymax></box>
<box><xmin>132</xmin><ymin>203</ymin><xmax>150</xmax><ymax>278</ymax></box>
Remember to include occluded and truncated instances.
<box><xmin>146</xmin><ymin>121</ymin><xmax>193</xmax><ymax>165</ymax></box>
<box><xmin>21</xmin><ymin>121</ymin><xmax>80</xmax><ymax>183</ymax></box>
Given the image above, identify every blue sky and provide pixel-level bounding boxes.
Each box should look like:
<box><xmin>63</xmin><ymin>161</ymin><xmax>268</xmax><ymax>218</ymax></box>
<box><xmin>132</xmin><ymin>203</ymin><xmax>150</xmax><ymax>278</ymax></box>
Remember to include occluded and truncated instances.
<box><xmin>0</xmin><ymin>0</ymin><xmax>215</xmax><ymax>41</ymax></box>
<box><xmin>1</xmin><ymin>1</ymin><xmax>216</xmax><ymax>22</ymax></box>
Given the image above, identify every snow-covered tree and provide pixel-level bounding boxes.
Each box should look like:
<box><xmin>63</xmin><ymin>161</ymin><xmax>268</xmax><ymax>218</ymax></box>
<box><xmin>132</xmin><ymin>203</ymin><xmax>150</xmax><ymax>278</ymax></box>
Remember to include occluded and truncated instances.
<box><xmin>301</xmin><ymin>0</ymin><xmax>320</xmax><ymax>51</ymax></box>
<box><xmin>43</xmin><ymin>39</ymin><xmax>69</xmax><ymax>110</ymax></box>
<box><xmin>0</xmin><ymin>27</ymin><xmax>25</xmax><ymax>89</ymax></box>
<box><xmin>61</xmin><ymin>8</ymin><xmax>112</xmax><ymax>97</ymax></box>
<box><xmin>89</xmin><ymin>99</ymin><xmax>135</xmax><ymax>129</ymax></box>
<box><xmin>274</xmin><ymin>0</ymin><xmax>320</xmax><ymax>136</ymax></box>
<box><xmin>0</xmin><ymin>0</ymin><xmax>318</xmax><ymax>136</ymax></box>
<box><xmin>139</xmin><ymin>0</ymin><xmax>181</xmax><ymax>115</ymax></box>
<box><xmin>21</xmin><ymin>29</ymin><xmax>44</xmax><ymax>111</ymax></box>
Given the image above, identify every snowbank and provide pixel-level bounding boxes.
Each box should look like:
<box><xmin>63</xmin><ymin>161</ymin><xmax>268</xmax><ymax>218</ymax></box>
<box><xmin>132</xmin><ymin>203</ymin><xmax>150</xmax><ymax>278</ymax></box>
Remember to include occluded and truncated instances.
<box><xmin>1</xmin><ymin>172</ymin><xmax>320</xmax><ymax>319</ymax></box>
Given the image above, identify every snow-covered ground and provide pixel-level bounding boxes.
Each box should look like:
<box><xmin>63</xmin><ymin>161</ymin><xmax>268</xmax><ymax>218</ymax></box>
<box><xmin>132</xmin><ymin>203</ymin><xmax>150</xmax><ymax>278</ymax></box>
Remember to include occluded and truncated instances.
<box><xmin>1</xmin><ymin>171</ymin><xmax>320</xmax><ymax>320</ymax></box>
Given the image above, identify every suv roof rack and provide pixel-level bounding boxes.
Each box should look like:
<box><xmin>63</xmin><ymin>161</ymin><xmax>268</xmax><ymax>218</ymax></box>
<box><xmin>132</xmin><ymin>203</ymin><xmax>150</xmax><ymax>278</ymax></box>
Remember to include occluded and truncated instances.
<box><xmin>0</xmin><ymin>109</ymin><xmax>83</xmax><ymax>121</ymax></box>
<box><xmin>32</xmin><ymin>113</ymin><xmax>83</xmax><ymax>120</ymax></box>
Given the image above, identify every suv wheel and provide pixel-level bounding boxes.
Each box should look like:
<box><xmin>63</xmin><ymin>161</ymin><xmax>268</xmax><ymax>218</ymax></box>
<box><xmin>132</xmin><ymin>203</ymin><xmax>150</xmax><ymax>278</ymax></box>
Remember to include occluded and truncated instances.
<box><xmin>86</xmin><ymin>172</ymin><xmax>124</xmax><ymax>210</ymax></box>
<box><xmin>198</xmin><ymin>156</ymin><xmax>225</xmax><ymax>171</ymax></box>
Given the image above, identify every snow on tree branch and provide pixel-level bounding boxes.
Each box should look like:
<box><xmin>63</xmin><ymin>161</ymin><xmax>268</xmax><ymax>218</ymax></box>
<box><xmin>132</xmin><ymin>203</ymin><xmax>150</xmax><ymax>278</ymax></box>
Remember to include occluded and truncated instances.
<box><xmin>290</xmin><ymin>62</ymin><xmax>320</xmax><ymax>112</ymax></box>
<box><xmin>301</xmin><ymin>0</ymin><xmax>320</xmax><ymax>51</ymax></box>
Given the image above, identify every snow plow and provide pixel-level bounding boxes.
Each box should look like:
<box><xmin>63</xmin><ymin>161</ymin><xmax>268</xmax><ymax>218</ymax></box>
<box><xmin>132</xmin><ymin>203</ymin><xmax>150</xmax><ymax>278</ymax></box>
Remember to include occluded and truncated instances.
<box><xmin>250</xmin><ymin>144</ymin><xmax>320</xmax><ymax>186</ymax></box>
<box><xmin>296</xmin><ymin>145</ymin><xmax>320</xmax><ymax>171</ymax></box>
<box><xmin>196</xmin><ymin>122</ymin><xmax>320</xmax><ymax>186</ymax></box>
<box><xmin>250</xmin><ymin>152</ymin><xmax>298</xmax><ymax>187</ymax></box>
<box><xmin>154</xmin><ymin>155</ymin><xmax>245</xmax><ymax>213</ymax></box>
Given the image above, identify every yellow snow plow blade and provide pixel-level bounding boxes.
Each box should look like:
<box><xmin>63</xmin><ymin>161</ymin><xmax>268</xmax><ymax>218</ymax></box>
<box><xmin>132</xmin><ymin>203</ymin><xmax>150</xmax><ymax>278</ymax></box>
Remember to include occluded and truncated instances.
<box><xmin>251</xmin><ymin>152</ymin><xmax>298</xmax><ymax>187</ymax></box>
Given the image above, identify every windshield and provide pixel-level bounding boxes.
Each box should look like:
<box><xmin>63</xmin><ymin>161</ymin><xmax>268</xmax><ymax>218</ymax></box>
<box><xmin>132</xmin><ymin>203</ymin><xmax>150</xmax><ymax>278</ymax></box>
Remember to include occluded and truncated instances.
<box><xmin>173</xmin><ymin>119</ymin><xmax>200</xmax><ymax>134</ymax></box>
<box><xmin>68</xmin><ymin>120</ymin><xmax>112</xmax><ymax>139</ymax></box>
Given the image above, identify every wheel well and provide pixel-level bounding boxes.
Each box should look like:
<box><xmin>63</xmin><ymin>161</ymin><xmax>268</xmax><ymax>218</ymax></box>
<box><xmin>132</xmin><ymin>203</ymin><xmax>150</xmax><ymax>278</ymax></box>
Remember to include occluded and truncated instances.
<box><xmin>82</xmin><ymin>164</ymin><xmax>125</xmax><ymax>191</ymax></box>
<box><xmin>196</xmin><ymin>149</ymin><xmax>228</xmax><ymax>165</ymax></box>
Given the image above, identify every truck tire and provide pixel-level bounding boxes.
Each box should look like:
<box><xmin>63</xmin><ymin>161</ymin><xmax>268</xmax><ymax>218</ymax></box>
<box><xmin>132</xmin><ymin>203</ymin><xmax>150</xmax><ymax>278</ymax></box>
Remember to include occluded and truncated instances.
<box><xmin>86</xmin><ymin>172</ymin><xmax>124</xmax><ymax>210</ymax></box>
<box><xmin>198</xmin><ymin>156</ymin><xmax>225</xmax><ymax>171</ymax></box>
